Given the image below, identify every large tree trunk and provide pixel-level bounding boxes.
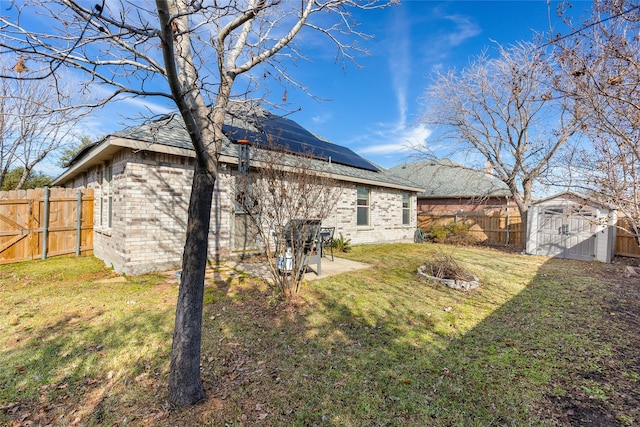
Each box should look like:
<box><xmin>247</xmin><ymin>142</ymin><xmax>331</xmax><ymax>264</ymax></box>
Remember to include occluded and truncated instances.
<box><xmin>518</xmin><ymin>180</ymin><xmax>533</xmax><ymax>246</ymax></box>
<box><xmin>167</xmin><ymin>165</ymin><xmax>215</xmax><ymax>407</ymax></box>
<box><xmin>519</xmin><ymin>207</ymin><xmax>529</xmax><ymax>248</ymax></box>
<box><xmin>503</xmin><ymin>175</ymin><xmax>532</xmax><ymax>248</ymax></box>
<box><xmin>15</xmin><ymin>167</ymin><xmax>30</xmax><ymax>190</ymax></box>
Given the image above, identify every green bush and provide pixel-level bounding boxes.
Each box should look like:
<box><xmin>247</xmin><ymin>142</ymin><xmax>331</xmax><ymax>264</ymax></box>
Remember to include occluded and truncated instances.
<box><xmin>332</xmin><ymin>232</ymin><xmax>352</xmax><ymax>253</ymax></box>
<box><xmin>428</xmin><ymin>222</ymin><xmax>477</xmax><ymax>245</ymax></box>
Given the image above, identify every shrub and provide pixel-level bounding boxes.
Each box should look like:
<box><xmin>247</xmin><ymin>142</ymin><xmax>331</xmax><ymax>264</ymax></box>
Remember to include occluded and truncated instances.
<box><xmin>425</xmin><ymin>251</ymin><xmax>475</xmax><ymax>281</ymax></box>
<box><xmin>332</xmin><ymin>232</ymin><xmax>352</xmax><ymax>253</ymax></box>
<box><xmin>428</xmin><ymin>222</ymin><xmax>477</xmax><ymax>245</ymax></box>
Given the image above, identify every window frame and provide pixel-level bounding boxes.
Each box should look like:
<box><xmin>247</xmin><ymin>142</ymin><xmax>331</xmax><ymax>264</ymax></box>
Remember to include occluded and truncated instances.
<box><xmin>98</xmin><ymin>163</ymin><xmax>113</xmax><ymax>229</ymax></box>
<box><xmin>356</xmin><ymin>186</ymin><xmax>370</xmax><ymax>227</ymax></box>
<box><xmin>402</xmin><ymin>193</ymin><xmax>411</xmax><ymax>226</ymax></box>
<box><xmin>97</xmin><ymin>169</ymin><xmax>104</xmax><ymax>227</ymax></box>
<box><xmin>106</xmin><ymin>165</ymin><xmax>113</xmax><ymax>228</ymax></box>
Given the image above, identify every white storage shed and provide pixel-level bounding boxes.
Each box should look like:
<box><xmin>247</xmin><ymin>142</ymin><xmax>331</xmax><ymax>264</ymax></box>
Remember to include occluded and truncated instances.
<box><xmin>526</xmin><ymin>192</ymin><xmax>617</xmax><ymax>263</ymax></box>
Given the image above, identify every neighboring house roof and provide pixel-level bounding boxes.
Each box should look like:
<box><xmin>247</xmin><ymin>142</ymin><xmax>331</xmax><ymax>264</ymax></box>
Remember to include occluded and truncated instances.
<box><xmin>54</xmin><ymin>104</ymin><xmax>423</xmax><ymax>192</ymax></box>
<box><xmin>388</xmin><ymin>159</ymin><xmax>511</xmax><ymax>198</ymax></box>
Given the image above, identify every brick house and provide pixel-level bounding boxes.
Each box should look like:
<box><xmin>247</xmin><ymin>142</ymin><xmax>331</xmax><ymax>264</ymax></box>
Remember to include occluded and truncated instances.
<box><xmin>388</xmin><ymin>159</ymin><xmax>515</xmax><ymax>214</ymax></box>
<box><xmin>53</xmin><ymin>105</ymin><xmax>423</xmax><ymax>274</ymax></box>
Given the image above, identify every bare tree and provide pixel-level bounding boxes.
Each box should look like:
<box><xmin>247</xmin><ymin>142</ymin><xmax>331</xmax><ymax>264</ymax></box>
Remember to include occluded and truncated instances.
<box><xmin>0</xmin><ymin>56</ymin><xmax>84</xmax><ymax>189</ymax></box>
<box><xmin>236</xmin><ymin>142</ymin><xmax>342</xmax><ymax>298</ymax></box>
<box><xmin>0</xmin><ymin>0</ymin><xmax>393</xmax><ymax>407</ymax></box>
<box><xmin>421</xmin><ymin>42</ymin><xmax>580</xmax><ymax>233</ymax></box>
<box><xmin>554</xmin><ymin>0</ymin><xmax>640</xmax><ymax>243</ymax></box>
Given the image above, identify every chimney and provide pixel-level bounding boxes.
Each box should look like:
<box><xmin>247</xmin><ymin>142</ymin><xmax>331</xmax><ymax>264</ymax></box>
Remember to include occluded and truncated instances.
<box><xmin>484</xmin><ymin>161</ymin><xmax>493</xmax><ymax>177</ymax></box>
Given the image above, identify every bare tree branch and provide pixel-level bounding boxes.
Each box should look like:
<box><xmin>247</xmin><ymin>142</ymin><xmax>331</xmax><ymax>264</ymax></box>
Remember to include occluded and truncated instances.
<box><xmin>0</xmin><ymin>55</ymin><xmax>87</xmax><ymax>189</ymax></box>
<box><xmin>421</xmin><ymin>41</ymin><xmax>579</xmax><ymax>228</ymax></box>
<box><xmin>555</xmin><ymin>0</ymin><xmax>640</xmax><ymax>244</ymax></box>
<box><xmin>0</xmin><ymin>0</ymin><xmax>395</xmax><ymax>408</ymax></box>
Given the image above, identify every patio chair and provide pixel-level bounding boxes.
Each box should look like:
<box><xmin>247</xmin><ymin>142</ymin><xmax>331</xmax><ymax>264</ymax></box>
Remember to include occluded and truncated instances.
<box><xmin>319</xmin><ymin>227</ymin><xmax>335</xmax><ymax>261</ymax></box>
<box><xmin>277</xmin><ymin>219</ymin><xmax>323</xmax><ymax>276</ymax></box>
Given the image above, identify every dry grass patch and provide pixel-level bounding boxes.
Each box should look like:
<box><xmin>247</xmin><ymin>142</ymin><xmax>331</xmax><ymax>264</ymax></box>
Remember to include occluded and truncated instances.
<box><xmin>1</xmin><ymin>246</ymin><xmax>638</xmax><ymax>426</ymax></box>
<box><xmin>0</xmin><ymin>256</ymin><xmax>177</xmax><ymax>426</ymax></box>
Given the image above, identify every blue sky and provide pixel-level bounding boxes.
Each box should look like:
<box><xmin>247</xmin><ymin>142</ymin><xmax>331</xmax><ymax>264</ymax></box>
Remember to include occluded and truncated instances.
<box><xmin>282</xmin><ymin>0</ymin><xmax>580</xmax><ymax>168</ymax></box>
<box><xmin>42</xmin><ymin>0</ymin><xmax>588</xmax><ymax>175</ymax></box>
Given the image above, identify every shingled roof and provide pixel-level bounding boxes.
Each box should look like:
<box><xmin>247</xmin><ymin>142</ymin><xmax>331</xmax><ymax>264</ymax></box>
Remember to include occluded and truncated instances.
<box><xmin>56</xmin><ymin>104</ymin><xmax>423</xmax><ymax>192</ymax></box>
<box><xmin>388</xmin><ymin>159</ymin><xmax>510</xmax><ymax>198</ymax></box>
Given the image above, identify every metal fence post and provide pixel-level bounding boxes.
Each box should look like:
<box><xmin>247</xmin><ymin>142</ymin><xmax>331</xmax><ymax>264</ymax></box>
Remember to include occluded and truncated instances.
<box><xmin>41</xmin><ymin>186</ymin><xmax>49</xmax><ymax>260</ymax></box>
<box><xmin>76</xmin><ymin>189</ymin><xmax>82</xmax><ymax>256</ymax></box>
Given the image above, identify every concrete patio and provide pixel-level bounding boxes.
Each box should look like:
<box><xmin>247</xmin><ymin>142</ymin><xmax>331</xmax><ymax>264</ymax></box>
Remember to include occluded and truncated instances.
<box><xmin>226</xmin><ymin>256</ymin><xmax>372</xmax><ymax>282</ymax></box>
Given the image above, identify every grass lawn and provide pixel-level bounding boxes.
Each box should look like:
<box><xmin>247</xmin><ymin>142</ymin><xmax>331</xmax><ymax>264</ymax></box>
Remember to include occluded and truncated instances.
<box><xmin>1</xmin><ymin>244</ymin><xmax>638</xmax><ymax>426</ymax></box>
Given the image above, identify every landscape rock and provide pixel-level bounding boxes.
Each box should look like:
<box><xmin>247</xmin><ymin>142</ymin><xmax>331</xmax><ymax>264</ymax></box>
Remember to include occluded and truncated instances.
<box><xmin>417</xmin><ymin>265</ymin><xmax>481</xmax><ymax>291</ymax></box>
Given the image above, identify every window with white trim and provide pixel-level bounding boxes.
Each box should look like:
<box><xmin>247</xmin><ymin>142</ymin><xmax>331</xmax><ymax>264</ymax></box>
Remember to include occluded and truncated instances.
<box><xmin>402</xmin><ymin>193</ymin><xmax>411</xmax><ymax>225</ymax></box>
<box><xmin>99</xmin><ymin>164</ymin><xmax>113</xmax><ymax>228</ymax></box>
<box><xmin>357</xmin><ymin>186</ymin><xmax>370</xmax><ymax>226</ymax></box>
<box><xmin>106</xmin><ymin>165</ymin><xmax>113</xmax><ymax>228</ymax></box>
<box><xmin>98</xmin><ymin>168</ymin><xmax>104</xmax><ymax>227</ymax></box>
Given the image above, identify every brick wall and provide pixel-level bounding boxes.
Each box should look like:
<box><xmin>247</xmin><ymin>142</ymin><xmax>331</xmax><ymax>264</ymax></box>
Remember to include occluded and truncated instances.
<box><xmin>418</xmin><ymin>196</ymin><xmax>516</xmax><ymax>214</ymax></box>
<box><xmin>64</xmin><ymin>148</ymin><xmax>418</xmax><ymax>274</ymax></box>
<box><xmin>326</xmin><ymin>183</ymin><xmax>416</xmax><ymax>245</ymax></box>
<box><xmin>89</xmin><ymin>149</ymin><xmax>233</xmax><ymax>274</ymax></box>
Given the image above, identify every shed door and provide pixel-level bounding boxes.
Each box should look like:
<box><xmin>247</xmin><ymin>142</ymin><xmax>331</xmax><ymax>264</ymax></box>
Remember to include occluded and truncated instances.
<box><xmin>564</xmin><ymin>207</ymin><xmax>597</xmax><ymax>261</ymax></box>
<box><xmin>537</xmin><ymin>207</ymin><xmax>565</xmax><ymax>258</ymax></box>
<box><xmin>536</xmin><ymin>205</ymin><xmax>596</xmax><ymax>261</ymax></box>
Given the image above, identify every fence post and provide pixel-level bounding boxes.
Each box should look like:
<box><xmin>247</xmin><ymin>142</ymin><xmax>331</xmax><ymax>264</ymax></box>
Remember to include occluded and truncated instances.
<box><xmin>41</xmin><ymin>186</ymin><xmax>50</xmax><ymax>260</ymax></box>
<box><xmin>76</xmin><ymin>189</ymin><xmax>82</xmax><ymax>256</ymax></box>
<box><xmin>505</xmin><ymin>211</ymin><xmax>510</xmax><ymax>247</ymax></box>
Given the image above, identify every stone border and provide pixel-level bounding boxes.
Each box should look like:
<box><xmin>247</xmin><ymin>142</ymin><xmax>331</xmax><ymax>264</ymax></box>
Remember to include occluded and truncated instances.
<box><xmin>417</xmin><ymin>265</ymin><xmax>481</xmax><ymax>291</ymax></box>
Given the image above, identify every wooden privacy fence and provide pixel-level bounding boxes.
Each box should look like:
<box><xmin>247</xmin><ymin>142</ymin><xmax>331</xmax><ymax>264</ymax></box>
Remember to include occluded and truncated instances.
<box><xmin>615</xmin><ymin>217</ymin><xmax>640</xmax><ymax>258</ymax></box>
<box><xmin>418</xmin><ymin>211</ymin><xmax>640</xmax><ymax>258</ymax></box>
<box><xmin>418</xmin><ymin>211</ymin><xmax>523</xmax><ymax>248</ymax></box>
<box><xmin>0</xmin><ymin>187</ymin><xmax>93</xmax><ymax>264</ymax></box>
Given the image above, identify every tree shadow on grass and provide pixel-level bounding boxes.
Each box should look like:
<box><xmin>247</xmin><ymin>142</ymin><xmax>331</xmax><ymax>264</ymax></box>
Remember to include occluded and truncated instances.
<box><xmin>187</xmin><ymin>254</ymin><xmax>638</xmax><ymax>426</ymax></box>
<box><xmin>311</xmin><ymin>257</ymin><xmax>639</xmax><ymax>426</ymax></box>
<box><xmin>1</xmin><ymin>305</ymin><xmax>174</xmax><ymax>426</ymax></box>
<box><xmin>4</xmin><ymin>250</ymin><xmax>637</xmax><ymax>426</ymax></box>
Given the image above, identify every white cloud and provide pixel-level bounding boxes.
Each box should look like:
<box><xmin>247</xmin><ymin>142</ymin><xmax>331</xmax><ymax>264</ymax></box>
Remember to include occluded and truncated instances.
<box><xmin>115</xmin><ymin>95</ymin><xmax>174</xmax><ymax>116</ymax></box>
<box><xmin>355</xmin><ymin>123</ymin><xmax>432</xmax><ymax>156</ymax></box>
<box><xmin>358</xmin><ymin>142</ymin><xmax>407</xmax><ymax>155</ymax></box>
<box><xmin>90</xmin><ymin>85</ymin><xmax>174</xmax><ymax>116</ymax></box>
<box><xmin>443</xmin><ymin>14</ymin><xmax>482</xmax><ymax>47</ymax></box>
<box><xmin>416</xmin><ymin>7</ymin><xmax>482</xmax><ymax>69</ymax></box>
<box><xmin>388</xmin><ymin>8</ymin><xmax>411</xmax><ymax>128</ymax></box>
<box><xmin>312</xmin><ymin>112</ymin><xmax>332</xmax><ymax>125</ymax></box>
<box><xmin>380</xmin><ymin>6</ymin><xmax>480</xmax><ymax>158</ymax></box>
<box><xmin>348</xmin><ymin>8</ymin><xmax>437</xmax><ymax>167</ymax></box>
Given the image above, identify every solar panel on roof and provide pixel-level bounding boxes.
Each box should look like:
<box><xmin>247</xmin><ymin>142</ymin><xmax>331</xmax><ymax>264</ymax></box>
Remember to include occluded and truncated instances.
<box><xmin>222</xmin><ymin>114</ymin><xmax>378</xmax><ymax>172</ymax></box>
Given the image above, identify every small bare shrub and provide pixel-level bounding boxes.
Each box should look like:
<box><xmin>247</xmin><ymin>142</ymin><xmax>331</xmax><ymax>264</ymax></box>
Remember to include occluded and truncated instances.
<box><xmin>425</xmin><ymin>251</ymin><xmax>475</xmax><ymax>281</ymax></box>
<box><xmin>237</xmin><ymin>143</ymin><xmax>342</xmax><ymax>299</ymax></box>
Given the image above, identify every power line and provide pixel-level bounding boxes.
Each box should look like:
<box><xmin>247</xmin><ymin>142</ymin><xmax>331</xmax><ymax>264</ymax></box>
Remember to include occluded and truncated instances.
<box><xmin>542</xmin><ymin>1</ymin><xmax>640</xmax><ymax>48</ymax></box>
